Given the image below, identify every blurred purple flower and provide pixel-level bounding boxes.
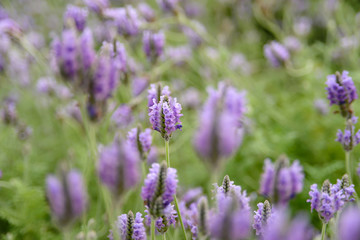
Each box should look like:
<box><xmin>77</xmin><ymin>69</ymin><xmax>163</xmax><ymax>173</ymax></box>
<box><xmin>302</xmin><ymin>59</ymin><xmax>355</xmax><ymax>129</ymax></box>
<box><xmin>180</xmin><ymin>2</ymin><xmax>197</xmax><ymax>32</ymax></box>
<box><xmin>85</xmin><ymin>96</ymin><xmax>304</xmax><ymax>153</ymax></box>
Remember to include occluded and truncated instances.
<box><xmin>104</xmin><ymin>6</ymin><xmax>141</xmax><ymax>37</ymax></box>
<box><xmin>264</xmin><ymin>41</ymin><xmax>290</xmax><ymax>67</ymax></box>
<box><xmin>143</xmin><ymin>30</ymin><xmax>165</xmax><ymax>63</ymax></box>
<box><xmin>64</xmin><ymin>5</ymin><xmax>88</xmax><ymax>32</ymax></box>
<box><xmin>338</xmin><ymin>205</ymin><xmax>360</xmax><ymax>240</ymax></box>
<box><xmin>127</xmin><ymin>127</ymin><xmax>153</xmax><ymax>161</ymax></box>
<box><xmin>138</xmin><ymin>3</ymin><xmax>155</xmax><ymax>22</ymax></box>
<box><xmin>83</xmin><ymin>0</ymin><xmax>109</xmax><ymax>14</ymax></box>
<box><xmin>111</xmin><ymin>105</ymin><xmax>133</xmax><ymax>128</ymax></box>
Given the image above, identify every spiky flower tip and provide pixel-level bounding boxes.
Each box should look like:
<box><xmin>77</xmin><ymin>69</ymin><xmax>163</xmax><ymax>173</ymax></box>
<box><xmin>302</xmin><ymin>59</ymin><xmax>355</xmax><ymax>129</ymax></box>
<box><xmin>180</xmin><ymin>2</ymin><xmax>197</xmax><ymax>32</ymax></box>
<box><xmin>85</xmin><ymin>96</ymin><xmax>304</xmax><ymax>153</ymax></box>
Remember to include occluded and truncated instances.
<box><xmin>46</xmin><ymin>170</ymin><xmax>88</xmax><ymax>226</ymax></box>
<box><xmin>209</xmin><ymin>176</ymin><xmax>251</xmax><ymax>239</ymax></box>
<box><xmin>307</xmin><ymin>178</ymin><xmax>354</xmax><ymax>223</ymax></box>
<box><xmin>141</xmin><ymin>162</ymin><xmax>178</xmax><ymax>233</ymax></box>
<box><xmin>108</xmin><ymin>211</ymin><xmax>146</xmax><ymax>240</ymax></box>
<box><xmin>262</xmin><ymin>208</ymin><xmax>313</xmax><ymax>240</ymax></box>
<box><xmin>326</xmin><ymin>71</ymin><xmax>358</xmax><ymax>118</ymax></box>
<box><xmin>97</xmin><ymin>137</ymin><xmax>140</xmax><ymax>196</ymax></box>
<box><xmin>338</xmin><ymin>205</ymin><xmax>360</xmax><ymax>240</ymax></box>
<box><xmin>264</xmin><ymin>41</ymin><xmax>290</xmax><ymax>67</ymax></box>
<box><xmin>259</xmin><ymin>155</ymin><xmax>304</xmax><ymax>204</ymax></box>
<box><xmin>143</xmin><ymin>30</ymin><xmax>165</xmax><ymax>63</ymax></box>
<box><xmin>147</xmin><ymin>84</ymin><xmax>170</xmax><ymax>108</ymax></box>
<box><xmin>149</xmin><ymin>94</ymin><xmax>182</xmax><ymax>141</ymax></box>
<box><xmin>194</xmin><ymin>82</ymin><xmax>247</xmax><ymax>168</ymax></box>
<box><xmin>127</xmin><ymin>127</ymin><xmax>152</xmax><ymax>161</ymax></box>
<box><xmin>253</xmin><ymin>200</ymin><xmax>272</xmax><ymax>236</ymax></box>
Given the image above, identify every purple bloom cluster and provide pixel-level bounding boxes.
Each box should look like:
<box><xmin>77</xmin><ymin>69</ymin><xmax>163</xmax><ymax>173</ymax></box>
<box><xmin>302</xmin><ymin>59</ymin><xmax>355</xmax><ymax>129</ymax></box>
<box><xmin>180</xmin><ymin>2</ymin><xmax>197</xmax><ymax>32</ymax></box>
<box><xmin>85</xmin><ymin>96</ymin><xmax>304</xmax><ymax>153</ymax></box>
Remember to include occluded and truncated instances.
<box><xmin>338</xmin><ymin>206</ymin><xmax>360</xmax><ymax>240</ymax></box>
<box><xmin>104</xmin><ymin>6</ymin><xmax>141</xmax><ymax>37</ymax></box>
<box><xmin>111</xmin><ymin>105</ymin><xmax>133</xmax><ymax>128</ymax></box>
<box><xmin>259</xmin><ymin>156</ymin><xmax>304</xmax><ymax>204</ymax></box>
<box><xmin>127</xmin><ymin>127</ymin><xmax>153</xmax><ymax>161</ymax></box>
<box><xmin>253</xmin><ymin>200</ymin><xmax>272</xmax><ymax>236</ymax></box>
<box><xmin>264</xmin><ymin>41</ymin><xmax>290</xmax><ymax>67</ymax></box>
<box><xmin>209</xmin><ymin>176</ymin><xmax>251</xmax><ymax>240</ymax></box>
<box><xmin>137</xmin><ymin>3</ymin><xmax>155</xmax><ymax>22</ymax></box>
<box><xmin>336</xmin><ymin>127</ymin><xmax>360</xmax><ymax>151</ymax></box>
<box><xmin>194</xmin><ymin>82</ymin><xmax>247</xmax><ymax>168</ymax></box>
<box><xmin>97</xmin><ymin>137</ymin><xmax>140</xmax><ymax>196</ymax></box>
<box><xmin>46</xmin><ymin>170</ymin><xmax>88</xmax><ymax>225</ymax></box>
<box><xmin>109</xmin><ymin>211</ymin><xmax>146</xmax><ymax>240</ymax></box>
<box><xmin>157</xmin><ymin>0</ymin><xmax>179</xmax><ymax>13</ymax></box>
<box><xmin>83</xmin><ymin>0</ymin><xmax>109</xmax><ymax>14</ymax></box>
<box><xmin>262</xmin><ymin>208</ymin><xmax>313</xmax><ymax>240</ymax></box>
<box><xmin>143</xmin><ymin>31</ymin><xmax>165</xmax><ymax>63</ymax></box>
<box><xmin>148</xmin><ymin>88</ymin><xmax>182</xmax><ymax>141</ymax></box>
<box><xmin>64</xmin><ymin>5</ymin><xmax>88</xmax><ymax>32</ymax></box>
<box><xmin>147</xmin><ymin>84</ymin><xmax>171</xmax><ymax>108</ymax></box>
<box><xmin>141</xmin><ymin>163</ymin><xmax>178</xmax><ymax>233</ymax></box>
<box><xmin>307</xmin><ymin>176</ymin><xmax>354</xmax><ymax>223</ymax></box>
<box><xmin>325</xmin><ymin>71</ymin><xmax>357</xmax><ymax>118</ymax></box>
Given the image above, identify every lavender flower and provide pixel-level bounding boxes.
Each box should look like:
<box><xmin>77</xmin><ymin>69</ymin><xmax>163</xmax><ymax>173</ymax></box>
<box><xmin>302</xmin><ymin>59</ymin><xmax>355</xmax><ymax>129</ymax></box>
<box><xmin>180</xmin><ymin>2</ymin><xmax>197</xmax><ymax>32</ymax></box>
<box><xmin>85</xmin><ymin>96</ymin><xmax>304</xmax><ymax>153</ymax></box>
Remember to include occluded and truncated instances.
<box><xmin>262</xmin><ymin>208</ymin><xmax>313</xmax><ymax>240</ymax></box>
<box><xmin>147</xmin><ymin>84</ymin><xmax>171</xmax><ymax>108</ymax></box>
<box><xmin>80</xmin><ymin>28</ymin><xmax>96</xmax><ymax>71</ymax></box>
<box><xmin>60</xmin><ymin>29</ymin><xmax>78</xmax><ymax>79</ymax></box>
<box><xmin>104</xmin><ymin>6</ymin><xmax>141</xmax><ymax>37</ymax></box>
<box><xmin>264</xmin><ymin>41</ymin><xmax>290</xmax><ymax>67</ymax></box>
<box><xmin>209</xmin><ymin>176</ymin><xmax>251</xmax><ymax>239</ymax></box>
<box><xmin>165</xmin><ymin>45</ymin><xmax>192</xmax><ymax>65</ymax></box>
<box><xmin>132</xmin><ymin>76</ymin><xmax>149</xmax><ymax>97</ymax></box>
<box><xmin>0</xmin><ymin>97</ymin><xmax>18</xmax><ymax>125</ymax></box>
<box><xmin>194</xmin><ymin>82</ymin><xmax>247</xmax><ymax>168</ymax></box>
<box><xmin>64</xmin><ymin>5</ymin><xmax>88</xmax><ymax>32</ymax></box>
<box><xmin>253</xmin><ymin>200</ymin><xmax>272</xmax><ymax>236</ymax></box>
<box><xmin>157</xmin><ymin>0</ymin><xmax>179</xmax><ymax>13</ymax></box>
<box><xmin>46</xmin><ymin>170</ymin><xmax>88</xmax><ymax>225</ymax></box>
<box><xmin>143</xmin><ymin>31</ymin><xmax>165</xmax><ymax>63</ymax></box>
<box><xmin>127</xmin><ymin>127</ymin><xmax>153</xmax><ymax>161</ymax></box>
<box><xmin>111</xmin><ymin>105</ymin><xmax>133</xmax><ymax>128</ymax></box>
<box><xmin>179</xmin><ymin>200</ymin><xmax>199</xmax><ymax>240</ymax></box>
<box><xmin>259</xmin><ymin>156</ymin><xmax>304</xmax><ymax>204</ymax></box>
<box><xmin>83</xmin><ymin>0</ymin><xmax>109</xmax><ymax>14</ymax></box>
<box><xmin>0</xmin><ymin>18</ymin><xmax>22</xmax><ymax>38</ymax></box>
<box><xmin>325</xmin><ymin>71</ymin><xmax>357</xmax><ymax>118</ymax></box>
<box><xmin>338</xmin><ymin>206</ymin><xmax>360</xmax><ymax>240</ymax></box>
<box><xmin>141</xmin><ymin>162</ymin><xmax>178</xmax><ymax>233</ymax></box>
<box><xmin>307</xmin><ymin>177</ymin><xmax>354</xmax><ymax>223</ymax></box>
<box><xmin>98</xmin><ymin>137</ymin><xmax>140</xmax><ymax>196</ymax></box>
<box><xmin>149</xmin><ymin>93</ymin><xmax>182</xmax><ymax>141</ymax></box>
<box><xmin>109</xmin><ymin>211</ymin><xmax>146</xmax><ymax>240</ymax></box>
<box><xmin>314</xmin><ymin>99</ymin><xmax>329</xmax><ymax>115</ymax></box>
<box><xmin>138</xmin><ymin>3</ymin><xmax>155</xmax><ymax>22</ymax></box>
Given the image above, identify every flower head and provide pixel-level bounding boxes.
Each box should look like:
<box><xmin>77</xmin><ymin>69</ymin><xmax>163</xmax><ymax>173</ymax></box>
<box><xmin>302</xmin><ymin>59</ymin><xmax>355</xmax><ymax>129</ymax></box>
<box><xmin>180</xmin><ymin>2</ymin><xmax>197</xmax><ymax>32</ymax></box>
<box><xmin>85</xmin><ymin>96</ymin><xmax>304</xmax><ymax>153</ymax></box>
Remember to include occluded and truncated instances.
<box><xmin>64</xmin><ymin>5</ymin><xmax>88</xmax><ymax>32</ymax></box>
<box><xmin>259</xmin><ymin>155</ymin><xmax>304</xmax><ymax>204</ymax></box>
<box><xmin>253</xmin><ymin>200</ymin><xmax>272</xmax><ymax>236</ymax></box>
<box><xmin>46</xmin><ymin>170</ymin><xmax>88</xmax><ymax>226</ymax></box>
<box><xmin>264</xmin><ymin>41</ymin><xmax>290</xmax><ymax>67</ymax></box>
<box><xmin>98</xmin><ymin>137</ymin><xmax>140</xmax><ymax>196</ymax></box>
<box><xmin>127</xmin><ymin>127</ymin><xmax>153</xmax><ymax>161</ymax></box>
<box><xmin>143</xmin><ymin>31</ymin><xmax>165</xmax><ymax>63</ymax></box>
<box><xmin>109</xmin><ymin>211</ymin><xmax>146</xmax><ymax>240</ymax></box>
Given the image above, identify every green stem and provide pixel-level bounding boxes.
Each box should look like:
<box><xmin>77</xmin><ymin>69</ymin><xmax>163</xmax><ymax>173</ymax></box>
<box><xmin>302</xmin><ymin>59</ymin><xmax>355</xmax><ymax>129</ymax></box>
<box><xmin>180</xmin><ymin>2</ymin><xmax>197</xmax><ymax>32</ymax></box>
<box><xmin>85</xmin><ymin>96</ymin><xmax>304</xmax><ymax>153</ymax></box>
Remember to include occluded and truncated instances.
<box><xmin>165</xmin><ymin>140</ymin><xmax>170</xmax><ymax>167</ymax></box>
<box><xmin>321</xmin><ymin>223</ymin><xmax>327</xmax><ymax>240</ymax></box>
<box><xmin>345</xmin><ymin>151</ymin><xmax>352</xmax><ymax>183</ymax></box>
<box><xmin>151</xmin><ymin>218</ymin><xmax>156</xmax><ymax>240</ymax></box>
<box><xmin>162</xmin><ymin>234</ymin><xmax>166</xmax><ymax>240</ymax></box>
<box><xmin>164</xmin><ymin>139</ymin><xmax>187</xmax><ymax>240</ymax></box>
<box><xmin>63</xmin><ymin>229</ymin><xmax>71</xmax><ymax>240</ymax></box>
<box><xmin>174</xmin><ymin>196</ymin><xmax>188</xmax><ymax>240</ymax></box>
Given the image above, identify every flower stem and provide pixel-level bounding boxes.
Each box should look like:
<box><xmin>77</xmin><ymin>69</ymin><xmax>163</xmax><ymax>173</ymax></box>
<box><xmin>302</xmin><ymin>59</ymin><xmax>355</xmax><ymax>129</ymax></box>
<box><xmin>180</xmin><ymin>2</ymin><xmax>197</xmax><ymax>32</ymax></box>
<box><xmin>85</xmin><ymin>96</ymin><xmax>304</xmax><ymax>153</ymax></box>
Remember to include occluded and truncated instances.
<box><xmin>164</xmin><ymin>139</ymin><xmax>188</xmax><ymax>240</ymax></box>
<box><xmin>165</xmin><ymin>140</ymin><xmax>170</xmax><ymax>167</ymax></box>
<box><xmin>321</xmin><ymin>223</ymin><xmax>327</xmax><ymax>240</ymax></box>
<box><xmin>345</xmin><ymin>151</ymin><xmax>352</xmax><ymax>183</ymax></box>
<box><xmin>162</xmin><ymin>234</ymin><xmax>167</xmax><ymax>240</ymax></box>
<box><xmin>151</xmin><ymin>218</ymin><xmax>156</xmax><ymax>240</ymax></box>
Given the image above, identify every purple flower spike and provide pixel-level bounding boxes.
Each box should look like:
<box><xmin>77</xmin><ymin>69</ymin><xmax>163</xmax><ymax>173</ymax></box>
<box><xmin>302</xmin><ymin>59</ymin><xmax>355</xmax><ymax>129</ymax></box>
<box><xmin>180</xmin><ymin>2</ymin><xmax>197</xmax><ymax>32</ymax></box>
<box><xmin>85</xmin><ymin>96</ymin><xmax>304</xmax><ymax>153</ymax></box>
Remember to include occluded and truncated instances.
<box><xmin>307</xmin><ymin>177</ymin><xmax>354</xmax><ymax>223</ymax></box>
<box><xmin>259</xmin><ymin>156</ymin><xmax>304</xmax><ymax>204</ymax></box>
<box><xmin>80</xmin><ymin>28</ymin><xmax>95</xmax><ymax>71</ymax></box>
<box><xmin>262</xmin><ymin>208</ymin><xmax>313</xmax><ymax>240</ymax></box>
<box><xmin>105</xmin><ymin>6</ymin><xmax>141</xmax><ymax>37</ymax></box>
<box><xmin>253</xmin><ymin>200</ymin><xmax>272</xmax><ymax>236</ymax></box>
<box><xmin>111</xmin><ymin>105</ymin><xmax>133</xmax><ymax>128</ymax></box>
<box><xmin>143</xmin><ymin>31</ymin><xmax>165</xmax><ymax>63</ymax></box>
<box><xmin>142</xmin><ymin>162</ymin><xmax>178</xmax><ymax>234</ymax></box>
<box><xmin>194</xmin><ymin>82</ymin><xmax>247</xmax><ymax>168</ymax></box>
<box><xmin>83</xmin><ymin>0</ymin><xmax>109</xmax><ymax>14</ymax></box>
<box><xmin>64</xmin><ymin>5</ymin><xmax>88</xmax><ymax>32</ymax></box>
<box><xmin>46</xmin><ymin>170</ymin><xmax>88</xmax><ymax>226</ymax></box>
<box><xmin>138</xmin><ymin>3</ymin><xmax>155</xmax><ymax>22</ymax></box>
<box><xmin>147</xmin><ymin>84</ymin><xmax>171</xmax><ymax>108</ymax></box>
<box><xmin>149</xmin><ymin>94</ymin><xmax>182</xmax><ymax>141</ymax></box>
<box><xmin>98</xmin><ymin>137</ymin><xmax>140</xmax><ymax>196</ymax></box>
<box><xmin>60</xmin><ymin>29</ymin><xmax>78</xmax><ymax>79</ymax></box>
<box><xmin>109</xmin><ymin>211</ymin><xmax>146</xmax><ymax>240</ymax></box>
<box><xmin>127</xmin><ymin>127</ymin><xmax>153</xmax><ymax>161</ymax></box>
<box><xmin>338</xmin><ymin>206</ymin><xmax>360</xmax><ymax>240</ymax></box>
<box><xmin>264</xmin><ymin>41</ymin><xmax>290</xmax><ymax>67</ymax></box>
<box><xmin>157</xmin><ymin>0</ymin><xmax>179</xmax><ymax>13</ymax></box>
<box><xmin>325</xmin><ymin>71</ymin><xmax>357</xmax><ymax>118</ymax></box>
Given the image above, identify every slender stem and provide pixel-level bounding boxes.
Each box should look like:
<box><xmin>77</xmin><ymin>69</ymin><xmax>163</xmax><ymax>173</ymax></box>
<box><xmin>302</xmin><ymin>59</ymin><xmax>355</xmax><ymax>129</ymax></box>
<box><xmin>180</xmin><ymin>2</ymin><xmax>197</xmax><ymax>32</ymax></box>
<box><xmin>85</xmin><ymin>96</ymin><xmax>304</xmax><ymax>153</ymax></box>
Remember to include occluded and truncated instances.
<box><xmin>164</xmin><ymin>139</ymin><xmax>187</xmax><ymax>240</ymax></box>
<box><xmin>142</xmin><ymin>161</ymin><xmax>147</xmax><ymax>180</ymax></box>
<box><xmin>63</xmin><ymin>229</ymin><xmax>71</xmax><ymax>240</ymax></box>
<box><xmin>162</xmin><ymin>234</ymin><xmax>167</xmax><ymax>240</ymax></box>
<box><xmin>151</xmin><ymin>218</ymin><xmax>156</xmax><ymax>240</ymax></box>
<box><xmin>165</xmin><ymin>140</ymin><xmax>170</xmax><ymax>167</ymax></box>
<box><xmin>321</xmin><ymin>223</ymin><xmax>327</xmax><ymax>240</ymax></box>
<box><xmin>345</xmin><ymin>151</ymin><xmax>352</xmax><ymax>182</ymax></box>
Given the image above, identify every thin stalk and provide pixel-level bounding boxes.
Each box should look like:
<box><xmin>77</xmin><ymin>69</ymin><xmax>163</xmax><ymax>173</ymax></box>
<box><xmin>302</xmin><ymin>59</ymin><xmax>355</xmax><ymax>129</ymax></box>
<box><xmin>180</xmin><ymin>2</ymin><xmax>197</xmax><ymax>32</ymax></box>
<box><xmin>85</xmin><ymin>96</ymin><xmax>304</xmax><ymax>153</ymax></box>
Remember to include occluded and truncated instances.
<box><xmin>151</xmin><ymin>218</ymin><xmax>156</xmax><ymax>240</ymax></box>
<box><xmin>321</xmin><ymin>223</ymin><xmax>327</xmax><ymax>240</ymax></box>
<box><xmin>63</xmin><ymin>229</ymin><xmax>71</xmax><ymax>240</ymax></box>
<box><xmin>164</xmin><ymin>139</ymin><xmax>188</xmax><ymax>240</ymax></box>
<box><xmin>345</xmin><ymin>151</ymin><xmax>352</xmax><ymax>183</ymax></box>
<box><xmin>165</xmin><ymin>140</ymin><xmax>170</xmax><ymax>167</ymax></box>
<box><xmin>162</xmin><ymin>234</ymin><xmax>167</xmax><ymax>240</ymax></box>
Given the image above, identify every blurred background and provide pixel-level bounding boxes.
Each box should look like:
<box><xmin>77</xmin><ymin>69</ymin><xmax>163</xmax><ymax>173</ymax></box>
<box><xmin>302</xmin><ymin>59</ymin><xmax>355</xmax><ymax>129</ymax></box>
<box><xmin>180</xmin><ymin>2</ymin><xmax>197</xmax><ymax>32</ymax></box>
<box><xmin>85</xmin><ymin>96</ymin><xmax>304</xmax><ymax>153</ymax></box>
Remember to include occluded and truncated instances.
<box><xmin>1</xmin><ymin>0</ymin><xmax>360</xmax><ymax>239</ymax></box>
